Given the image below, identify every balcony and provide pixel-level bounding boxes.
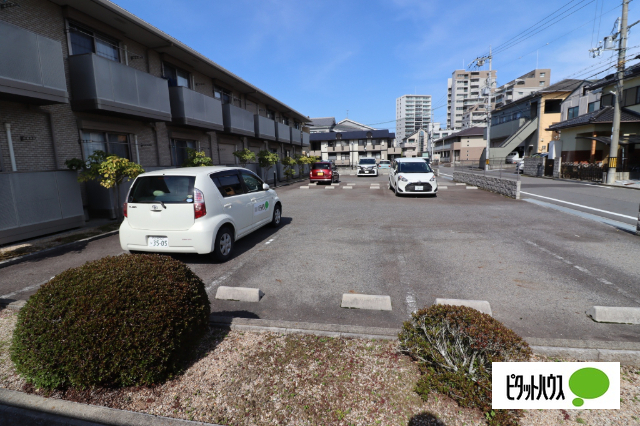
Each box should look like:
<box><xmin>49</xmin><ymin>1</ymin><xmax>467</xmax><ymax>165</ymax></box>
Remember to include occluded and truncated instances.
<box><xmin>169</xmin><ymin>86</ymin><xmax>223</xmax><ymax>130</ymax></box>
<box><xmin>308</xmin><ymin>150</ymin><xmax>322</xmax><ymax>157</ymax></box>
<box><xmin>0</xmin><ymin>21</ymin><xmax>68</xmax><ymax>105</ymax></box>
<box><xmin>291</xmin><ymin>127</ymin><xmax>302</xmax><ymax>145</ymax></box>
<box><xmin>254</xmin><ymin>115</ymin><xmax>276</xmax><ymax>140</ymax></box>
<box><xmin>276</xmin><ymin>122</ymin><xmax>291</xmax><ymax>143</ymax></box>
<box><xmin>387</xmin><ymin>147</ymin><xmax>402</xmax><ymax>155</ymax></box>
<box><xmin>222</xmin><ymin>103</ymin><xmax>255</xmax><ymax>136</ymax></box>
<box><xmin>68</xmin><ymin>53</ymin><xmax>171</xmax><ymax>121</ymax></box>
<box><xmin>302</xmin><ymin>132</ymin><xmax>310</xmax><ymax>147</ymax></box>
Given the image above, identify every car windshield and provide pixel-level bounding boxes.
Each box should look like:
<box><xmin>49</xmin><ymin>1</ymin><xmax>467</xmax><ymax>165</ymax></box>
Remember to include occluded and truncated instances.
<box><xmin>359</xmin><ymin>159</ymin><xmax>376</xmax><ymax>165</ymax></box>
<box><xmin>380</xmin><ymin>161</ymin><xmax>390</xmax><ymax>165</ymax></box>
<box><xmin>398</xmin><ymin>162</ymin><xmax>432</xmax><ymax>173</ymax></box>
<box><xmin>312</xmin><ymin>163</ymin><xmax>331</xmax><ymax>170</ymax></box>
<box><xmin>129</xmin><ymin>176</ymin><xmax>195</xmax><ymax>203</ymax></box>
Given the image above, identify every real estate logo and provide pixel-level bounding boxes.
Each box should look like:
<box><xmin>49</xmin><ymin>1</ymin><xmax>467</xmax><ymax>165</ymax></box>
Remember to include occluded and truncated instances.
<box><xmin>254</xmin><ymin>200</ymin><xmax>269</xmax><ymax>216</ymax></box>
<box><xmin>492</xmin><ymin>362</ymin><xmax>619</xmax><ymax>409</ymax></box>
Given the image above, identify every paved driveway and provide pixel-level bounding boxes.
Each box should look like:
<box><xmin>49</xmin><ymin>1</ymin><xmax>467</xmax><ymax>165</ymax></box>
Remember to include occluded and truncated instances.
<box><xmin>2</xmin><ymin>172</ymin><xmax>639</xmax><ymax>343</ymax></box>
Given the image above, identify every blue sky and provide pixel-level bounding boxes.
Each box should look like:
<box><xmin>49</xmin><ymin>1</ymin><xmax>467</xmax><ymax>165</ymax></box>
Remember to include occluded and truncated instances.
<box><xmin>114</xmin><ymin>0</ymin><xmax>638</xmax><ymax>132</ymax></box>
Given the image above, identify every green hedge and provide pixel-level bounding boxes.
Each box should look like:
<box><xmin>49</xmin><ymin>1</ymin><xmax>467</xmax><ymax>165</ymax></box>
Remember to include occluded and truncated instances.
<box><xmin>11</xmin><ymin>254</ymin><xmax>210</xmax><ymax>389</ymax></box>
<box><xmin>399</xmin><ymin>304</ymin><xmax>532</xmax><ymax>426</ymax></box>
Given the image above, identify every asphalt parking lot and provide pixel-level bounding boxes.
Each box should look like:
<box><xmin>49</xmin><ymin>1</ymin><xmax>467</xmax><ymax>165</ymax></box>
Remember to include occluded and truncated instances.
<box><xmin>1</xmin><ymin>171</ymin><xmax>639</xmax><ymax>343</ymax></box>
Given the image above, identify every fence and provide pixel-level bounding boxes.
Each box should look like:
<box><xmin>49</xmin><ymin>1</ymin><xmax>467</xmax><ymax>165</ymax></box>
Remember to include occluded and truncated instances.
<box><xmin>560</xmin><ymin>163</ymin><xmax>607</xmax><ymax>183</ymax></box>
<box><xmin>452</xmin><ymin>158</ymin><xmax>520</xmax><ymax>181</ymax></box>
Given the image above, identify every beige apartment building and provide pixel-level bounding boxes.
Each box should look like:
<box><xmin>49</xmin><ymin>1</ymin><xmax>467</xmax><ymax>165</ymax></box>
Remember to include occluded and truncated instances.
<box><xmin>447</xmin><ymin>69</ymin><xmax>496</xmax><ymax>130</ymax></box>
<box><xmin>0</xmin><ymin>0</ymin><xmax>309</xmax><ymax>244</ymax></box>
<box><xmin>492</xmin><ymin>69</ymin><xmax>551</xmax><ymax>109</ymax></box>
<box><xmin>433</xmin><ymin>127</ymin><xmax>486</xmax><ymax>163</ymax></box>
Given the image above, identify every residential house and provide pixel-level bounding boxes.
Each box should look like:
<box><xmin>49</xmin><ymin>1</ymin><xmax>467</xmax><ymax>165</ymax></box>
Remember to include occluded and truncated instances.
<box><xmin>308</xmin><ymin>117</ymin><xmax>375</xmax><ymax>133</ymax></box>
<box><xmin>0</xmin><ymin>0</ymin><xmax>309</xmax><ymax>244</ymax></box>
<box><xmin>309</xmin><ymin>130</ymin><xmax>398</xmax><ymax>166</ymax></box>
<box><xmin>548</xmin><ymin>65</ymin><xmax>640</xmax><ymax>179</ymax></box>
<box><xmin>486</xmin><ymin>79</ymin><xmax>585</xmax><ymax>160</ymax></box>
<box><xmin>433</xmin><ymin>127</ymin><xmax>486</xmax><ymax>163</ymax></box>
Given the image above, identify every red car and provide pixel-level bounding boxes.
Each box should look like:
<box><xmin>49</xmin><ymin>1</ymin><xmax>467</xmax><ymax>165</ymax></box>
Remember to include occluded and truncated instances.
<box><xmin>309</xmin><ymin>162</ymin><xmax>339</xmax><ymax>184</ymax></box>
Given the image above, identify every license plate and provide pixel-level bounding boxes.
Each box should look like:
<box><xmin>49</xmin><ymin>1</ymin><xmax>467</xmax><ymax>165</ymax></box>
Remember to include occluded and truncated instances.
<box><xmin>415</xmin><ymin>185</ymin><xmax>424</xmax><ymax>190</ymax></box>
<box><xmin>365</xmin><ymin>171</ymin><xmax>371</xmax><ymax>174</ymax></box>
<box><xmin>148</xmin><ymin>237</ymin><xmax>168</xmax><ymax>247</ymax></box>
<box><xmin>317</xmin><ymin>172</ymin><xmax>324</xmax><ymax>175</ymax></box>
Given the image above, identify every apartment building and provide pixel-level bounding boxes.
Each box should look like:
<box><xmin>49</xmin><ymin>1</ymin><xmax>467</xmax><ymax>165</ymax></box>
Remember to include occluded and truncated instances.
<box><xmin>433</xmin><ymin>127</ymin><xmax>486</xmax><ymax>163</ymax></box>
<box><xmin>492</xmin><ymin>69</ymin><xmax>551</xmax><ymax>109</ymax></box>
<box><xmin>0</xmin><ymin>0</ymin><xmax>309</xmax><ymax>245</ymax></box>
<box><xmin>447</xmin><ymin>69</ymin><xmax>496</xmax><ymax>130</ymax></box>
<box><xmin>400</xmin><ymin>123</ymin><xmax>455</xmax><ymax>158</ymax></box>
<box><xmin>395</xmin><ymin>95</ymin><xmax>432</xmax><ymax>143</ymax></box>
<box><xmin>308</xmin><ymin>130</ymin><xmax>399</xmax><ymax>165</ymax></box>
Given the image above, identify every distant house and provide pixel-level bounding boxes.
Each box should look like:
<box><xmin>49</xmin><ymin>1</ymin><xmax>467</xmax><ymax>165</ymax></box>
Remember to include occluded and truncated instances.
<box><xmin>433</xmin><ymin>127</ymin><xmax>486</xmax><ymax>163</ymax></box>
<box><xmin>309</xmin><ymin>130</ymin><xmax>398</xmax><ymax>166</ymax></box>
<box><xmin>308</xmin><ymin>117</ymin><xmax>375</xmax><ymax>133</ymax></box>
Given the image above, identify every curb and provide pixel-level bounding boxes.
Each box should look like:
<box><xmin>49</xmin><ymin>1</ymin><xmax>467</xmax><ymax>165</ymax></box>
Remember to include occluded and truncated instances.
<box><xmin>536</xmin><ymin>175</ymin><xmax>640</xmax><ymax>191</ymax></box>
<box><xmin>209</xmin><ymin>316</ymin><xmax>640</xmax><ymax>365</ymax></box>
<box><xmin>0</xmin><ymin>388</ymin><xmax>223</xmax><ymax>426</ymax></box>
<box><xmin>0</xmin><ymin>230</ymin><xmax>119</xmax><ymax>270</ymax></box>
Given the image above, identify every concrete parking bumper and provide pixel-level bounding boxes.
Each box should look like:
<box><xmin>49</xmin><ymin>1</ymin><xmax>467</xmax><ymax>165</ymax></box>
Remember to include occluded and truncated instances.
<box><xmin>341</xmin><ymin>294</ymin><xmax>392</xmax><ymax>311</ymax></box>
<box><xmin>586</xmin><ymin>306</ymin><xmax>640</xmax><ymax>324</ymax></box>
<box><xmin>215</xmin><ymin>286</ymin><xmax>262</xmax><ymax>302</ymax></box>
<box><xmin>435</xmin><ymin>298</ymin><xmax>492</xmax><ymax>316</ymax></box>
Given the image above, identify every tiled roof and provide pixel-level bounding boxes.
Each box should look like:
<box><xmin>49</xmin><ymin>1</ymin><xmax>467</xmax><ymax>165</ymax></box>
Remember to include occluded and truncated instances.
<box><xmin>309</xmin><ymin>129</ymin><xmax>394</xmax><ymax>141</ymax></box>
<box><xmin>540</xmin><ymin>79</ymin><xmax>585</xmax><ymax>93</ymax></box>
<box><xmin>435</xmin><ymin>126</ymin><xmax>485</xmax><ymax>142</ymax></box>
<box><xmin>547</xmin><ymin>106</ymin><xmax>640</xmax><ymax>131</ymax></box>
<box><xmin>586</xmin><ymin>63</ymin><xmax>640</xmax><ymax>91</ymax></box>
<box><xmin>309</xmin><ymin>117</ymin><xmax>336</xmax><ymax>127</ymax></box>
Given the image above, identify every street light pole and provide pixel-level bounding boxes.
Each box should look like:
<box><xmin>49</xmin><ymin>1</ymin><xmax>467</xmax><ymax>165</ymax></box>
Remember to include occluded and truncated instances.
<box><xmin>606</xmin><ymin>0</ymin><xmax>630</xmax><ymax>184</ymax></box>
<box><xmin>485</xmin><ymin>46</ymin><xmax>492</xmax><ymax>171</ymax></box>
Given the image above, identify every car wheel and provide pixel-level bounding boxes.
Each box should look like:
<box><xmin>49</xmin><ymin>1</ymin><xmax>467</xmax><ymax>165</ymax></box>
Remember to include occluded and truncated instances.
<box><xmin>394</xmin><ymin>184</ymin><xmax>400</xmax><ymax>197</ymax></box>
<box><xmin>211</xmin><ymin>225</ymin><xmax>234</xmax><ymax>262</ymax></box>
<box><xmin>270</xmin><ymin>203</ymin><xmax>282</xmax><ymax>228</ymax></box>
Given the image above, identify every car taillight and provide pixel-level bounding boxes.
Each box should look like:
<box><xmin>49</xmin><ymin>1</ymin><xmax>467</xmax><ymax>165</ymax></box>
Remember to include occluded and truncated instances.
<box><xmin>194</xmin><ymin>188</ymin><xmax>206</xmax><ymax>219</ymax></box>
<box><xmin>123</xmin><ymin>202</ymin><xmax>127</xmax><ymax>217</ymax></box>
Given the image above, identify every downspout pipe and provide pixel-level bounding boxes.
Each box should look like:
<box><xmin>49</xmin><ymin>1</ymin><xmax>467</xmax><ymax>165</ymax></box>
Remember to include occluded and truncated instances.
<box><xmin>4</xmin><ymin>123</ymin><xmax>17</xmax><ymax>172</ymax></box>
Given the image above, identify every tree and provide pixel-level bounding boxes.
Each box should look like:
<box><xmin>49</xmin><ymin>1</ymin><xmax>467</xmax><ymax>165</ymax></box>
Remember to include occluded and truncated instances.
<box><xmin>232</xmin><ymin>148</ymin><xmax>256</xmax><ymax>167</ymax></box>
<box><xmin>66</xmin><ymin>151</ymin><xmax>144</xmax><ymax>219</ymax></box>
<box><xmin>281</xmin><ymin>156</ymin><xmax>297</xmax><ymax>180</ymax></box>
<box><xmin>295</xmin><ymin>155</ymin><xmax>318</xmax><ymax>165</ymax></box>
<box><xmin>257</xmin><ymin>150</ymin><xmax>279</xmax><ymax>181</ymax></box>
<box><xmin>182</xmin><ymin>149</ymin><xmax>213</xmax><ymax>167</ymax></box>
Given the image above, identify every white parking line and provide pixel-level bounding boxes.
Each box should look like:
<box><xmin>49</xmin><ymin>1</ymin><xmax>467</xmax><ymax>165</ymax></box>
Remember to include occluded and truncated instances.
<box><xmin>265</xmin><ymin>238</ymin><xmax>274</xmax><ymax>245</ymax></box>
<box><xmin>520</xmin><ymin>192</ymin><xmax>636</xmax><ymax>220</ymax></box>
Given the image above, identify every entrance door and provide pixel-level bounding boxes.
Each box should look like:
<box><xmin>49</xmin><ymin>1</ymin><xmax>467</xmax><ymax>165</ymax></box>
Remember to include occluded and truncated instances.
<box><xmin>219</xmin><ymin>144</ymin><xmax>236</xmax><ymax>165</ymax></box>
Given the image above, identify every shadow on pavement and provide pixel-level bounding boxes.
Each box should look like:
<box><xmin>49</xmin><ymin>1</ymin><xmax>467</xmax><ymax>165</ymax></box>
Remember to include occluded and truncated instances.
<box><xmin>408</xmin><ymin>411</ymin><xmax>447</xmax><ymax>426</ymax></box>
<box><xmin>210</xmin><ymin>310</ymin><xmax>260</xmax><ymax>320</ymax></box>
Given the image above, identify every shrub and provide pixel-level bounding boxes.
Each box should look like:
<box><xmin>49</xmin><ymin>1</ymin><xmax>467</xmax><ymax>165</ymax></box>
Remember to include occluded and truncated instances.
<box><xmin>11</xmin><ymin>254</ymin><xmax>210</xmax><ymax>389</ymax></box>
<box><xmin>399</xmin><ymin>304</ymin><xmax>531</xmax><ymax>426</ymax></box>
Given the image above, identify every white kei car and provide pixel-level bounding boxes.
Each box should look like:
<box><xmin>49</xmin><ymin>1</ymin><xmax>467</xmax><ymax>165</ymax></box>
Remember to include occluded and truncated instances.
<box><xmin>388</xmin><ymin>158</ymin><xmax>438</xmax><ymax>196</ymax></box>
<box><xmin>119</xmin><ymin>167</ymin><xmax>282</xmax><ymax>261</ymax></box>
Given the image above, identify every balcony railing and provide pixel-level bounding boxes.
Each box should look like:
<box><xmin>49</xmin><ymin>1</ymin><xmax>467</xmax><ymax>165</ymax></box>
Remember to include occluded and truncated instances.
<box><xmin>169</xmin><ymin>86</ymin><xmax>223</xmax><ymax>130</ymax></box>
<box><xmin>68</xmin><ymin>53</ymin><xmax>171</xmax><ymax>121</ymax></box>
<box><xmin>222</xmin><ymin>103</ymin><xmax>255</xmax><ymax>136</ymax></box>
<box><xmin>254</xmin><ymin>115</ymin><xmax>276</xmax><ymax>140</ymax></box>
<box><xmin>387</xmin><ymin>147</ymin><xmax>402</xmax><ymax>155</ymax></box>
<box><xmin>308</xmin><ymin>150</ymin><xmax>322</xmax><ymax>157</ymax></box>
<box><xmin>276</xmin><ymin>122</ymin><xmax>291</xmax><ymax>143</ymax></box>
<box><xmin>302</xmin><ymin>132</ymin><xmax>310</xmax><ymax>147</ymax></box>
<box><xmin>0</xmin><ymin>21</ymin><xmax>68</xmax><ymax>105</ymax></box>
<box><xmin>291</xmin><ymin>127</ymin><xmax>302</xmax><ymax>145</ymax></box>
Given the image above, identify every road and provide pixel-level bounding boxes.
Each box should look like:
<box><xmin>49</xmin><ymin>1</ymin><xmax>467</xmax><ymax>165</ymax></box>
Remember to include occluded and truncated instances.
<box><xmin>1</xmin><ymin>171</ymin><xmax>639</xmax><ymax>344</ymax></box>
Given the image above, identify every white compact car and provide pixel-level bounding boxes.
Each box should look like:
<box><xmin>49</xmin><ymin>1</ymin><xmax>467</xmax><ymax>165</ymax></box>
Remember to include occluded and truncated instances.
<box><xmin>119</xmin><ymin>166</ymin><xmax>282</xmax><ymax>261</ymax></box>
<box><xmin>388</xmin><ymin>158</ymin><xmax>438</xmax><ymax>196</ymax></box>
<box><xmin>357</xmin><ymin>158</ymin><xmax>379</xmax><ymax>176</ymax></box>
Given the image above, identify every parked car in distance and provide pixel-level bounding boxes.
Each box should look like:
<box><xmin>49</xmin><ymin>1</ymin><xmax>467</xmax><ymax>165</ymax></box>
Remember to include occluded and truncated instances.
<box><xmin>119</xmin><ymin>167</ymin><xmax>282</xmax><ymax>262</ymax></box>
<box><xmin>378</xmin><ymin>160</ymin><xmax>391</xmax><ymax>170</ymax></box>
<box><xmin>309</xmin><ymin>161</ymin><xmax>339</xmax><ymax>184</ymax></box>
<box><xmin>516</xmin><ymin>159</ymin><xmax>524</xmax><ymax>173</ymax></box>
<box><xmin>389</xmin><ymin>158</ymin><xmax>438</xmax><ymax>196</ymax></box>
<box><xmin>506</xmin><ymin>151</ymin><xmax>521</xmax><ymax>163</ymax></box>
<box><xmin>357</xmin><ymin>158</ymin><xmax>379</xmax><ymax>176</ymax></box>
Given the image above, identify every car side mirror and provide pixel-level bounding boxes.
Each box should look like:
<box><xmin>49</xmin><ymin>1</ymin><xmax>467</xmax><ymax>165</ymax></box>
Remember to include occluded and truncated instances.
<box><xmin>263</xmin><ymin>183</ymin><xmax>270</xmax><ymax>190</ymax></box>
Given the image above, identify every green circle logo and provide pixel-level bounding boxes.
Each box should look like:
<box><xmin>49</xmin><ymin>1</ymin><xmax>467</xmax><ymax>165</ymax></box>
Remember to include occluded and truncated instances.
<box><xmin>569</xmin><ymin>367</ymin><xmax>609</xmax><ymax>407</ymax></box>
<box><xmin>265</xmin><ymin>201</ymin><xmax>269</xmax><ymax>209</ymax></box>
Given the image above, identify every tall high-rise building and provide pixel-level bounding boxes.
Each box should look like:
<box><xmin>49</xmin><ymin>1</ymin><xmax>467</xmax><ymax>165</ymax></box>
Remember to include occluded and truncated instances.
<box><xmin>447</xmin><ymin>69</ymin><xmax>496</xmax><ymax>130</ymax></box>
<box><xmin>395</xmin><ymin>95</ymin><xmax>432</xmax><ymax>144</ymax></box>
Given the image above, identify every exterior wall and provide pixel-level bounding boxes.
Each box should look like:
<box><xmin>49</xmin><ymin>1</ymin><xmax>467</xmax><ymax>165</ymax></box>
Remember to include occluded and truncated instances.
<box><xmin>561</xmin><ymin>88</ymin><xmax>600</xmax><ymax>120</ymax></box>
<box><xmin>492</xmin><ymin>69</ymin><xmax>550</xmax><ymax>108</ymax></box>
<box><xmin>448</xmin><ymin>69</ymin><xmax>496</xmax><ymax>130</ymax></box>
<box><xmin>523</xmin><ymin>157</ymin><xmax>544</xmax><ymax>176</ymax></box>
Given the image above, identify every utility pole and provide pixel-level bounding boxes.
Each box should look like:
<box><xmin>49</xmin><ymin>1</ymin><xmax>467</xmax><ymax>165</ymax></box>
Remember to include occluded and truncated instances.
<box><xmin>607</xmin><ymin>0</ymin><xmax>629</xmax><ymax>184</ymax></box>
<box><xmin>486</xmin><ymin>46</ymin><xmax>492</xmax><ymax>171</ymax></box>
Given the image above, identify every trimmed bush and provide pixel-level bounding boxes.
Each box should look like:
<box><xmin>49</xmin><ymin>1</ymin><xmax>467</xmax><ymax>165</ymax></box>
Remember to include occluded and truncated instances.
<box><xmin>11</xmin><ymin>254</ymin><xmax>210</xmax><ymax>389</ymax></box>
<box><xmin>399</xmin><ymin>304</ymin><xmax>531</xmax><ymax>426</ymax></box>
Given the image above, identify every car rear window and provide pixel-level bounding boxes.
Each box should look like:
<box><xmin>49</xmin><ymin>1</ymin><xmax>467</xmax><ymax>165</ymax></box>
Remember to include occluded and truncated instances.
<box><xmin>359</xmin><ymin>159</ymin><xmax>376</xmax><ymax>165</ymax></box>
<box><xmin>312</xmin><ymin>163</ymin><xmax>331</xmax><ymax>170</ymax></box>
<box><xmin>379</xmin><ymin>160</ymin><xmax>390</xmax><ymax>164</ymax></box>
<box><xmin>129</xmin><ymin>176</ymin><xmax>195</xmax><ymax>203</ymax></box>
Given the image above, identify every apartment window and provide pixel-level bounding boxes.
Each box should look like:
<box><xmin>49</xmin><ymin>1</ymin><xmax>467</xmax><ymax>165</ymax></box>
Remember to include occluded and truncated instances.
<box><xmin>567</xmin><ymin>106</ymin><xmax>579</xmax><ymax>120</ymax></box>
<box><xmin>623</xmin><ymin>86</ymin><xmax>639</xmax><ymax>106</ymax></box>
<box><xmin>600</xmin><ymin>93</ymin><xmax>614</xmax><ymax>107</ymax></box>
<box><xmin>171</xmin><ymin>139</ymin><xmax>196</xmax><ymax>166</ymax></box>
<box><xmin>266</xmin><ymin>109</ymin><xmax>275</xmax><ymax>119</ymax></box>
<box><xmin>163</xmin><ymin>62</ymin><xmax>190</xmax><ymax>88</ymax></box>
<box><xmin>539</xmin><ymin>81</ymin><xmax>545</xmax><ymax>86</ymax></box>
<box><xmin>540</xmin><ymin>72</ymin><xmax>546</xmax><ymax>78</ymax></box>
<box><xmin>544</xmin><ymin>99</ymin><xmax>562</xmax><ymax>114</ymax></box>
<box><xmin>81</xmin><ymin>131</ymin><xmax>130</xmax><ymax>161</ymax></box>
<box><xmin>587</xmin><ymin>101</ymin><xmax>600</xmax><ymax>113</ymax></box>
<box><xmin>456</xmin><ymin>107</ymin><xmax>463</xmax><ymax>110</ymax></box>
<box><xmin>69</xmin><ymin>22</ymin><xmax>120</xmax><ymax>62</ymax></box>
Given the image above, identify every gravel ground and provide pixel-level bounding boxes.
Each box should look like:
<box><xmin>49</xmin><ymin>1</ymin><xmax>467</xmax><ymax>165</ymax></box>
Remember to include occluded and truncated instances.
<box><xmin>0</xmin><ymin>309</ymin><xmax>638</xmax><ymax>426</ymax></box>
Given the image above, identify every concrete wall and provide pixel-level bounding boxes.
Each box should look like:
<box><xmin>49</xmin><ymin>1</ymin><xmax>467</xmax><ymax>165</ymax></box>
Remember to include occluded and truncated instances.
<box><xmin>523</xmin><ymin>157</ymin><xmax>544</xmax><ymax>177</ymax></box>
<box><xmin>453</xmin><ymin>171</ymin><xmax>521</xmax><ymax>199</ymax></box>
